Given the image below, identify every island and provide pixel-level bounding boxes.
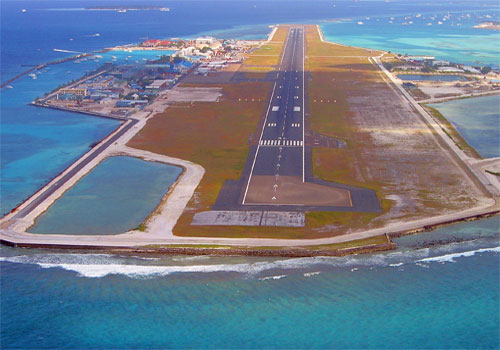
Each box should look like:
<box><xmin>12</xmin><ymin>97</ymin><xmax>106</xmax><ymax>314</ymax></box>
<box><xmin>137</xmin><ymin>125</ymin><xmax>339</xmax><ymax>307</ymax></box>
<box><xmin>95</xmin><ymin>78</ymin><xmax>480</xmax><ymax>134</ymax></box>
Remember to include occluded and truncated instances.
<box><xmin>85</xmin><ymin>6</ymin><xmax>170</xmax><ymax>12</ymax></box>
<box><xmin>1</xmin><ymin>25</ymin><xmax>499</xmax><ymax>257</ymax></box>
<box><xmin>473</xmin><ymin>21</ymin><xmax>500</xmax><ymax>30</ymax></box>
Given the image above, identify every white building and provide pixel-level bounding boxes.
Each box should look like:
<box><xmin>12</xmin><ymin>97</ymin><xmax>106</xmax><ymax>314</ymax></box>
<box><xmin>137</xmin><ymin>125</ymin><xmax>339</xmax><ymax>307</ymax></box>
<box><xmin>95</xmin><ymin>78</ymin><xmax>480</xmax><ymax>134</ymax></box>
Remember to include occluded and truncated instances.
<box><xmin>195</xmin><ymin>36</ymin><xmax>222</xmax><ymax>49</ymax></box>
<box><xmin>146</xmin><ymin>79</ymin><xmax>168</xmax><ymax>89</ymax></box>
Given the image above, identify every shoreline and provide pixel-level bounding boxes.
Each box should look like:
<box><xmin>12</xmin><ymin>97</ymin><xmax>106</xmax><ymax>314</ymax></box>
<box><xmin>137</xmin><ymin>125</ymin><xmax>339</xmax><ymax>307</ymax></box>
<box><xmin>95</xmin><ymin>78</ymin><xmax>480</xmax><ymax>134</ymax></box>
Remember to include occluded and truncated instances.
<box><xmin>1</xmin><ymin>25</ymin><xmax>499</xmax><ymax>255</ymax></box>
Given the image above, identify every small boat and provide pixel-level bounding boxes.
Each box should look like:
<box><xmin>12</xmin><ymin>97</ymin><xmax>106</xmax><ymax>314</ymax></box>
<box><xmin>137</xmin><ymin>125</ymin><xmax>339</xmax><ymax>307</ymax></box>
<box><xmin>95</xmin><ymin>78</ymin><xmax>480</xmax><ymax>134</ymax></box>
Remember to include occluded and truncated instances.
<box><xmin>5</xmin><ymin>85</ymin><xmax>13</xmax><ymax>89</ymax></box>
<box><xmin>117</xmin><ymin>9</ymin><xmax>127</xmax><ymax>13</ymax></box>
<box><xmin>357</xmin><ymin>21</ymin><xmax>364</xmax><ymax>25</ymax></box>
<box><xmin>29</xmin><ymin>73</ymin><xmax>37</xmax><ymax>79</ymax></box>
<box><xmin>160</xmin><ymin>8</ymin><xmax>170</xmax><ymax>11</ymax></box>
<box><xmin>21</xmin><ymin>9</ymin><xmax>27</xmax><ymax>13</ymax></box>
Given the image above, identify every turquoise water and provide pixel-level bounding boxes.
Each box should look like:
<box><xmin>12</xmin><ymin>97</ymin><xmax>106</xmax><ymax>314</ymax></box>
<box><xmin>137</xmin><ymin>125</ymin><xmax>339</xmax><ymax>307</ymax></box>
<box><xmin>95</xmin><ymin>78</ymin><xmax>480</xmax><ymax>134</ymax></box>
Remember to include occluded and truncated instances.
<box><xmin>2</xmin><ymin>1</ymin><xmax>500</xmax><ymax>348</ymax></box>
<box><xmin>1</xmin><ymin>217</ymin><xmax>499</xmax><ymax>348</ymax></box>
<box><xmin>321</xmin><ymin>10</ymin><xmax>500</xmax><ymax>67</ymax></box>
<box><xmin>397</xmin><ymin>74</ymin><xmax>467</xmax><ymax>82</ymax></box>
<box><xmin>30</xmin><ymin>156</ymin><xmax>182</xmax><ymax>234</ymax></box>
<box><xmin>429</xmin><ymin>95</ymin><xmax>500</xmax><ymax>158</ymax></box>
<box><xmin>0</xmin><ymin>71</ymin><xmax>121</xmax><ymax>215</ymax></box>
<box><xmin>0</xmin><ymin>46</ymin><xmax>177</xmax><ymax>217</ymax></box>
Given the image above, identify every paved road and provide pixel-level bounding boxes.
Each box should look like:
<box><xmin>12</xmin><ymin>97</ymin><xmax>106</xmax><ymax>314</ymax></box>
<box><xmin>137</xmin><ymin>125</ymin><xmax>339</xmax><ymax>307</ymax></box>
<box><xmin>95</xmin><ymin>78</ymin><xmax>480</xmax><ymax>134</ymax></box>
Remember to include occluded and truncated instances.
<box><xmin>13</xmin><ymin>118</ymin><xmax>139</xmax><ymax>219</ymax></box>
<box><xmin>242</xmin><ymin>27</ymin><xmax>305</xmax><ymax>203</ymax></box>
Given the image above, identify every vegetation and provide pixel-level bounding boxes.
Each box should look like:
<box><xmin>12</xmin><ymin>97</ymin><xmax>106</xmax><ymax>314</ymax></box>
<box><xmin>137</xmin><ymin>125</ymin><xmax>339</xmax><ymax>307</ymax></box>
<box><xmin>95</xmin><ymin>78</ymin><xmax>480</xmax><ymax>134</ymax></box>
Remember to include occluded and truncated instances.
<box><xmin>486</xmin><ymin>170</ymin><xmax>500</xmax><ymax>177</ymax></box>
<box><xmin>143</xmin><ymin>234</ymin><xmax>391</xmax><ymax>251</ymax></box>
<box><xmin>128</xmin><ymin>25</ymin><xmax>478</xmax><ymax>240</ymax></box>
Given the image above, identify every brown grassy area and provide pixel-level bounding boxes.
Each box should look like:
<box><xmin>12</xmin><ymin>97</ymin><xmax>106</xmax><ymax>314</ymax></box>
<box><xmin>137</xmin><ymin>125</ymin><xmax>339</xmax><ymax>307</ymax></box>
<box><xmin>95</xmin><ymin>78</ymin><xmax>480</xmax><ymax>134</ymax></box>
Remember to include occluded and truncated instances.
<box><xmin>239</xmin><ymin>26</ymin><xmax>288</xmax><ymax>71</ymax></box>
<box><xmin>129</xmin><ymin>81</ymin><xmax>268</xmax><ymax>209</ymax></box>
<box><xmin>143</xmin><ymin>234</ymin><xmax>390</xmax><ymax>251</ymax></box>
<box><xmin>270</xmin><ymin>26</ymin><xmax>289</xmax><ymax>42</ymax></box>
<box><xmin>128</xmin><ymin>24</ymin><xmax>483</xmax><ymax>241</ymax></box>
<box><xmin>303</xmin><ymin>24</ymin><xmax>482</xmax><ymax>230</ymax></box>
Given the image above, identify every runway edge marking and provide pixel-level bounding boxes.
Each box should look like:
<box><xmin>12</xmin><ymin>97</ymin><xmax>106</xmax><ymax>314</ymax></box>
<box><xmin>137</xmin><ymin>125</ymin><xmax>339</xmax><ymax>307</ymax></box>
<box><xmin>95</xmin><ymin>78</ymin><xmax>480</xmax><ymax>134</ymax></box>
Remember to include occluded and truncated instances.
<box><xmin>242</xmin><ymin>29</ymin><xmax>292</xmax><ymax>204</ymax></box>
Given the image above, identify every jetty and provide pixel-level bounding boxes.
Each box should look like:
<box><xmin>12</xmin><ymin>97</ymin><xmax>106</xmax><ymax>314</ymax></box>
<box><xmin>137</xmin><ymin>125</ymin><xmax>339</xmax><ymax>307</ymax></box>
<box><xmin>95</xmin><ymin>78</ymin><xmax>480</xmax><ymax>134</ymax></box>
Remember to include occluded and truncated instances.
<box><xmin>0</xmin><ymin>50</ymin><xmax>109</xmax><ymax>89</ymax></box>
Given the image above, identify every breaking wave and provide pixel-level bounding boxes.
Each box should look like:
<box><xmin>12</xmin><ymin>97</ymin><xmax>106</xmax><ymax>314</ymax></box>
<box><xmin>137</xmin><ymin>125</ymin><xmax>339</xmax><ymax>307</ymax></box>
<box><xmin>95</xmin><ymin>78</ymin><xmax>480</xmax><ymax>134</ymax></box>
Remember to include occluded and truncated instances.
<box><xmin>1</xmin><ymin>245</ymin><xmax>498</xmax><ymax>279</ymax></box>
<box><xmin>259</xmin><ymin>275</ymin><xmax>287</xmax><ymax>281</ymax></box>
<box><xmin>417</xmin><ymin>246</ymin><xmax>500</xmax><ymax>263</ymax></box>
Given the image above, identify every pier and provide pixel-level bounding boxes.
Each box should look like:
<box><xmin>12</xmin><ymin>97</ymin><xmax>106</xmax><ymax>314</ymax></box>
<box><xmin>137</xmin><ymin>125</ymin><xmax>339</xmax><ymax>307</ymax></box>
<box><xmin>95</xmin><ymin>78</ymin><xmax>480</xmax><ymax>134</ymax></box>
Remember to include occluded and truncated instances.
<box><xmin>0</xmin><ymin>49</ymin><xmax>109</xmax><ymax>89</ymax></box>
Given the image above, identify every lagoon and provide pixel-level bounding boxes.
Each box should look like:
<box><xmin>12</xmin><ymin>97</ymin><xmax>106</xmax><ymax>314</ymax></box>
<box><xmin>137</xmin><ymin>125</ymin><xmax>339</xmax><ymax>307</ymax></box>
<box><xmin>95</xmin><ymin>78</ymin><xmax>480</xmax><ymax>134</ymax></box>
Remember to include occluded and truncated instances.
<box><xmin>429</xmin><ymin>94</ymin><xmax>500</xmax><ymax>158</ymax></box>
<box><xmin>30</xmin><ymin>156</ymin><xmax>182</xmax><ymax>235</ymax></box>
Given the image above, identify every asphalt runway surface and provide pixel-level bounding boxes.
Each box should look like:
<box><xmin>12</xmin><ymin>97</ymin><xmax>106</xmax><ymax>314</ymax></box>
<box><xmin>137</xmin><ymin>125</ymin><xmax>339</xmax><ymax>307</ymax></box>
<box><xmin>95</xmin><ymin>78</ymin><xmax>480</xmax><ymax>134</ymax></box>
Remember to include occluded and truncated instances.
<box><xmin>242</xmin><ymin>27</ymin><xmax>306</xmax><ymax>204</ymax></box>
<box><xmin>214</xmin><ymin>26</ymin><xmax>381</xmax><ymax>213</ymax></box>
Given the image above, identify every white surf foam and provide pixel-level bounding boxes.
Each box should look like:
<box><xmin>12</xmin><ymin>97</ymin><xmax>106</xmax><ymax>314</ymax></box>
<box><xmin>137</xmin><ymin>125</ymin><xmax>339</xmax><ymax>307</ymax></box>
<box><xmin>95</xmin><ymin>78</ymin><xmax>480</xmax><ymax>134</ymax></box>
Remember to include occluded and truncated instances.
<box><xmin>259</xmin><ymin>275</ymin><xmax>287</xmax><ymax>281</ymax></box>
<box><xmin>303</xmin><ymin>271</ymin><xmax>320</xmax><ymax>277</ymax></box>
<box><xmin>2</xmin><ymin>245</ymin><xmax>497</xmax><ymax>279</ymax></box>
<box><xmin>389</xmin><ymin>262</ymin><xmax>404</xmax><ymax>267</ymax></box>
<box><xmin>417</xmin><ymin>246</ymin><xmax>500</xmax><ymax>263</ymax></box>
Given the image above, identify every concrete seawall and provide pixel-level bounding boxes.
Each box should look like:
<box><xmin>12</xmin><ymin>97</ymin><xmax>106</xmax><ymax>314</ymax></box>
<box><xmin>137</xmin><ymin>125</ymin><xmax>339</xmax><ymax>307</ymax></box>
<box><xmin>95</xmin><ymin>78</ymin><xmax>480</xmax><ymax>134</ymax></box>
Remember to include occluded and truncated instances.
<box><xmin>0</xmin><ymin>239</ymin><xmax>397</xmax><ymax>258</ymax></box>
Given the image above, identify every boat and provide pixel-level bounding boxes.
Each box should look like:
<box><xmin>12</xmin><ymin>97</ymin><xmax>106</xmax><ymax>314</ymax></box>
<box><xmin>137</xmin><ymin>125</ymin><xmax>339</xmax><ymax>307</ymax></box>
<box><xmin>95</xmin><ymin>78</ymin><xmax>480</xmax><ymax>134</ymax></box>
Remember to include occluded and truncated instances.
<box><xmin>5</xmin><ymin>85</ymin><xmax>13</xmax><ymax>89</ymax></box>
<box><xmin>29</xmin><ymin>73</ymin><xmax>37</xmax><ymax>79</ymax></box>
<box><xmin>21</xmin><ymin>9</ymin><xmax>27</xmax><ymax>13</ymax></box>
<box><xmin>160</xmin><ymin>8</ymin><xmax>170</xmax><ymax>11</ymax></box>
<box><xmin>117</xmin><ymin>9</ymin><xmax>127</xmax><ymax>13</ymax></box>
<box><xmin>357</xmin><ymin>21</ymin><xmax>364</xmax><ymax>25</ymax></box>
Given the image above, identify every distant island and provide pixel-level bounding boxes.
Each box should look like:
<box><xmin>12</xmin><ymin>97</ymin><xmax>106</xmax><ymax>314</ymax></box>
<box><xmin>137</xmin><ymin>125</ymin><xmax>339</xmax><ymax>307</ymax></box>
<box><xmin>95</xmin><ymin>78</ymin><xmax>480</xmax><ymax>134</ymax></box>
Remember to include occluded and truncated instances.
<box><xmin>85</xmin><ymin>6</ymin><xmax>170</xmax><ymax>12</ymax></box>
<box><xmin>474</xmin><ymin>21</ymin><xmax>500</xmax><ymax>30</ymax></box>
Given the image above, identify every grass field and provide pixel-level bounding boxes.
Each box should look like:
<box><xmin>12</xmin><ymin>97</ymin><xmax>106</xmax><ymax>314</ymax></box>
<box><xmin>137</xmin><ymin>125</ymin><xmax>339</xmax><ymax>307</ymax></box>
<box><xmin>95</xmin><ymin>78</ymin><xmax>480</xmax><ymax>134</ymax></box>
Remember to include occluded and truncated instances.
<box><xmin>128</xmin><ymin>24</ymin><xmax>483</xmax><ymax>240</ymax></box>
<box><xmin>303</xmin><ymin>24</ymin><xmax>481</xmax><ymax>228</ymax></box>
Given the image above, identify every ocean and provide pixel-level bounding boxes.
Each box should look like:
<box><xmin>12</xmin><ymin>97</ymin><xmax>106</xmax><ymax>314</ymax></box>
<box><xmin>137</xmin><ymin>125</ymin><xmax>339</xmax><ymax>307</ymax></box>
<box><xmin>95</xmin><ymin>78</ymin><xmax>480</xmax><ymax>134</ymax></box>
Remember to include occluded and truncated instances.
<box><xmin>1</xmin><ymin>217</ymin><xmax>499</xmax><ymax>348</ymax></box>
<box><xmin>1</xmin><ymin>0</ymin><xmax>499</xmax><ymax>348</ymax></box>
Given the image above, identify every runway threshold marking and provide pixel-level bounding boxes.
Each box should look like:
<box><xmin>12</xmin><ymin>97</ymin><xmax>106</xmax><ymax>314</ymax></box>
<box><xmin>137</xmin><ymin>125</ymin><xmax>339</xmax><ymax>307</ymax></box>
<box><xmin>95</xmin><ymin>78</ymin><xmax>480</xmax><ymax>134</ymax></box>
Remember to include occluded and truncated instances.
<box><xmin>243</xmin><ymin>27</ymin><xmax>306</xmax><ymax>204</ymax></box>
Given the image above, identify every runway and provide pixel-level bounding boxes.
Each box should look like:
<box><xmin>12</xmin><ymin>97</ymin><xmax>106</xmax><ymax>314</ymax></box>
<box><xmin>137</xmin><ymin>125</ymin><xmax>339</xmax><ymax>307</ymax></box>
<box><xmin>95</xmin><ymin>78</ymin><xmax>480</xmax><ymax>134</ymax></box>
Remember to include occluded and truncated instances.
<box><xmin>243</xmin><ymin>27</ymin><xmax>307</xmax><ymax>205</ymax></box>
<box><xmin>213</xmin><ymin>26</ymin><xmax>380</xmax><ymax>213</ymax></box>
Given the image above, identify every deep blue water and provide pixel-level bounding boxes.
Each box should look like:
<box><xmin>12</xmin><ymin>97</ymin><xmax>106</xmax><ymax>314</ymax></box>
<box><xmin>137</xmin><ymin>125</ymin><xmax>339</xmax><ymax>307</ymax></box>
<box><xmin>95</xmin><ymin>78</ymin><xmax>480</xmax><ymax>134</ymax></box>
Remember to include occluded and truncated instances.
<box><xmin>1</xmin><ymin>217</ymin><xmax>499</xmax><ymax>349</ymax></box>
<box><xmin>1</xmin><ymin>1</ymin><xmax>500</xmax><ymax>348</ymax></box>
<box><xmin>30</xmin><ymin>156</ymin><xmax>182</xmax><ymax>234</ymax></box>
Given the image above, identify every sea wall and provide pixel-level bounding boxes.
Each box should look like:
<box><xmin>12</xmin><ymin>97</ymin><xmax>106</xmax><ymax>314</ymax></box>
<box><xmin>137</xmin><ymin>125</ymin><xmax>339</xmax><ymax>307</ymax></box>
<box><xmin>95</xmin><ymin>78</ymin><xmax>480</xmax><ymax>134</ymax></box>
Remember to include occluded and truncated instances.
<box><xmin>0</xmin><ymin>240</ymin><xmax>397</xmax><ymax>258</ymax></box>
